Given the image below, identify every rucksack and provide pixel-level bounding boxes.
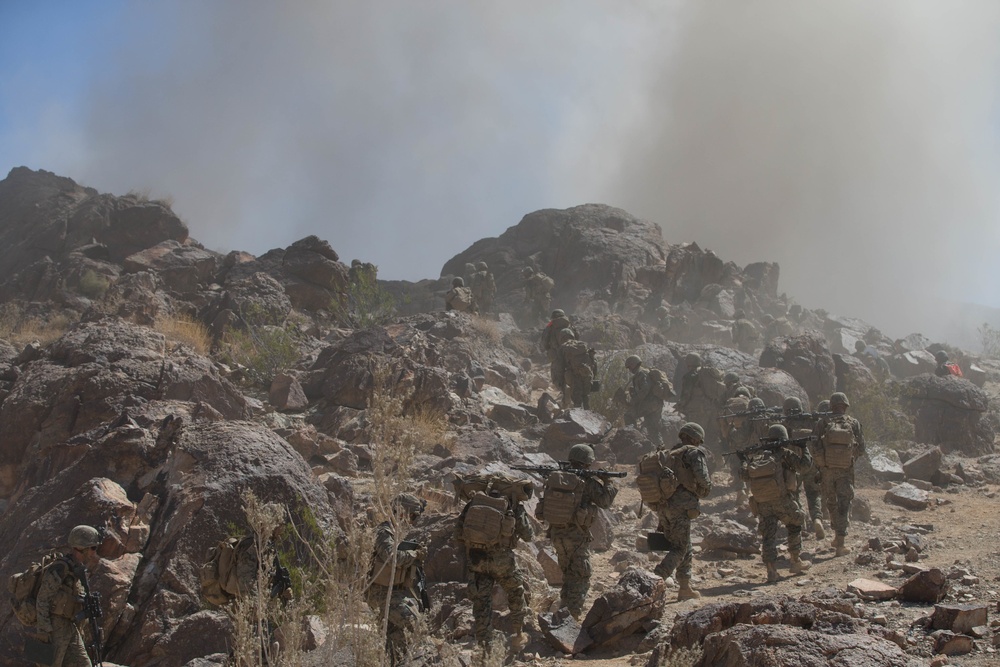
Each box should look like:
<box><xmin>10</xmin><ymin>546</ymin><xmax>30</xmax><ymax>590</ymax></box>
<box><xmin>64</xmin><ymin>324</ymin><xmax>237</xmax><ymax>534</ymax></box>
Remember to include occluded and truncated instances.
<box><xmin>449</xmin><ymin>287</ymin><xmax>474</xmax><ymax>310</ymax></box>
<box><xmin>461</xmin><ymin>493</ymin><xmax>517</xmax><ymax>549</ymax></box>
<box><xmin>453</xmin><ymin>473</ymin><xmax>534</xmax><ymax>504</ymax></box>
<box><xmin>533</xmin><ymin>273</ymin><xmax>555</xmax><ymax>293</ymax></box>
<box><xmin>648</xmin><ymin>370</ymin><xmax>672</xmax><ymax>401</ymax></box>
<box><xmin>821</xmin><ymin>417</ymin><xmax>856</xmax><ymax>469</ymax></box>
<box><xmin>8</xmin><ymin>553</ymin><xmax>66</xmax><ymax>627</ymax></box>
<box><xmin>635</xmin><ymin>450</ymin><xmax>679</xmax><ymax>505</ymax></box>
<box><xmin>699</xmin><ymin>367</ymin><xmax>727</xmax><ymax>402</ymax></box>
<box><xmin>370</xmin><ymin>538</ymin><xmax>418</xmax><ymax>589</ymax></box>
<box><xmin>541</xmin><ymin>470</ymin><xmax>586</xmax><ymax>527</ymax></box>
<box><xmin>200</xmin><ymin>536</ymin><xmax>253</xmax><ymax>605</ymax></box>
<box><xmin>745</xmin><ymin>451</ymin><xmax>793</xmax><ymax>503</ymax></box>
<box><xmin>562</xmin><ymin>340</ymin><xmax>593</xmax><ymax>375</ymax></box>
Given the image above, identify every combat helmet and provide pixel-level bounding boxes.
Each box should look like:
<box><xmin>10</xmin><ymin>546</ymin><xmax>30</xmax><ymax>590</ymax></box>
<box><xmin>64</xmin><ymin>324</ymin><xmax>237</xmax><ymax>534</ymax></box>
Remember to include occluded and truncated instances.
<box><xmin>452</xmin><ymin>277</ymin><xmax>464</xmax><ymax>287</ymax></box>
<box><xmin>685</xmin><ymin>352</ymin><xmax>702</xmax><ymax>367</ymax></box>
<box><xmin>783</xmin><ymin>396</ymin><xmax>803</xmax><ymax>414</ymax></box>
<box><xmin>655</xmin><ymin>305</ymin><xmax>669</xmax><ymax>318</ymax></box>
<box><xmin>723</xmin><ymin>371</ymin><xmax>740</xmax><ymax>385</ymax></box>
<box><xmin>734</xmin><ymin>386</ymin><xmax>751</xmax><ymax>398</ymax></box>
<box><xmin>476</xmin><ymin>261</ymin><xmax>488</xmax><ymax>271</ymax></box>
<box><xmin>934</xmin><ymin>350</ymin><xmax>949</xmax><ymax>363</ymax></box>
<box><xmin>557</xmin><ymin>328</ymin><xmax>576</xmax><ymax>343</ymax></box>
<box><xmin>68</xmin><ymin>525</ymin><xmax>102</xmax><ymax>549</ymax></box>
<box><xmin>551</xmin><ymin>309</ymin><xmax>566</xmax><ymax>319</ymax></box>
<box><xmin>568</xmin><ymin>444</ymin><xmax>596</xmax><ymax>465</ymax></box>
<box><xmin>748</xmin><ymin>397</ymin><xmax>765</xmax><ymax>410</ymax></box>
<box><xmin>678</xmin><ymin>422</ymin><xmax>705</xmax><ymax>443</ymax></box>
<box><xmin>767</xmin><ymin>424</ymin><xmax>789</xmax><ymax>440</ymax></box>
<box><xmin>855</xmin><ymin>340</ymin><xmax>866</xmax><ymax>352</ymax></box>
<box><xmin>624</xmin><ymin>355</ymin><xmax>641</xmax><ymax>370</ymax></box>
<box><xmin>829</xmin><ymin>392</ymin><xmax>850</xmax><ymax>408</ymax></box>
<box><xmin>522</xmin><ymin>267</ymin><xmax>534</xmax><ymax>277</ymax></box>
<box><xmin>817</xmin><ymin>400</ymin><xmax>831</xmax><ymax>412</ymax></box>
<box><xmin>392</xmin><ymin>493</ymin><xmax>426</xmax><ymax>519</ymax></box>
<box><xmin>464</xmin><ymin>263</ymin><xmax>476</xmax><ymax>274</ymax></box>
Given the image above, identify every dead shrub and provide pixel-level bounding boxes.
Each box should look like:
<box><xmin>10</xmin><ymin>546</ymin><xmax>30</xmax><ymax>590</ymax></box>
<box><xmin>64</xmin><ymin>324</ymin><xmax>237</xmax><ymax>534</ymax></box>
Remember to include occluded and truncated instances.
<box><xmin>0</xmin><ymin>303</ymin><xmax>74</xmax><ymax>347</ymax></box>
<box><xmin>154</xmin><ymin>314</ymin><xmax>212</xmax><ymax>355</ymax></box>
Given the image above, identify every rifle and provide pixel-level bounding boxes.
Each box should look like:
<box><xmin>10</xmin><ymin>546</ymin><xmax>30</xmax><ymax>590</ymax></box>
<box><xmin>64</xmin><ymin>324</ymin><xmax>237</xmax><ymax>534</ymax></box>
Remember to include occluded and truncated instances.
<box><xmin>270</xmin><ymin>554</ymin><xmax>292</xmax><ymax>599</ymax></box>
<box><xmin>398</xmin><ymin>541</ymin><xmax>431</xmax><ymax>611</ymax></box>
<box><xmin>750</xmin><ymin>410</ymin><xmax>830</xmax><ymax>423</ymax></box>
<box><xmin>513</xmin><ymin>461</ymin><xmax>627</xmax><ymax>479</ymax></box>
<box><xmin>722</xmin><ymin>435</ymin><xmax>817</xmax><ymax>460</ymax></box>
<box><xmin>78</xmin><ymin>567</ymin><xmax>103</xmax><ymax>666</ymax></box>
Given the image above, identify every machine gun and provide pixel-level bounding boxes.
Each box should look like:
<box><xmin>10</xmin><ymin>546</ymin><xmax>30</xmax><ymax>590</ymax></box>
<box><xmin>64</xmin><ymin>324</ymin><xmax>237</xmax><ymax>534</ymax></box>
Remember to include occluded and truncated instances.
<box><xmin>513</xmin><ymin>461</ymin><xmax>627</xmax><ymax>480</ymax></box>
<box><xmin>78</xmin><ymin>568</ymin><xmax>104</xmax><ymax>666</ymax></box>
<box><xmin>270</xmin><ymin>554</ymin><xmax>292</xmax><ymax>599</ymax></box>
<box><xmin>751</xmin><ymin>410</ymin><xmax>831</xmax><ymax>423</ymax></box>
<box><xmin>722</xmin><ymin>435</ymin><xmax>817</xmax><ymax>460</ymax></box>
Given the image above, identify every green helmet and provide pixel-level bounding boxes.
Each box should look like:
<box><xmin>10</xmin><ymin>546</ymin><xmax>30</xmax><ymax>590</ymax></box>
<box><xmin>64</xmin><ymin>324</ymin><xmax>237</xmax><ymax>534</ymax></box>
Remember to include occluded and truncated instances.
<box><xmin>452</xmin><ymin>277</ymin><xmax>464</xmax><ymax>287</ymax></box>
<box><xmin>624</xmin><ymin>355</ymin><xmax>641</xmax><ymax>370</ymax></box>
<box><xmin>934</xmin><ymin>350</ymin><xmax>949</xmax><ymax>363</ymax></box>
<box><xmin>855</xmin><ymin>340</ymin><xmax>866</xmax><ymax>352</ymax></box>
<box><xmin>551</xmin><ymin>309</ymin><xmax>565</xmax><ymax>318</ymax></box>
<box><xmin>656</xmin><ymin>305</ymin><xmax>669</xmax><ymax>317</ymax></box>
<box><xmin>568</xmin><ymin>444</ymin><xmax>596</xmax><ymax>465</ymax></box>
<box><xmin>68</xmin><ymin>525</ymin><xmax>102</xmax><ymax>549</ymax></box>
<box><xmin>685</xmin><ymin>353</ymin><xmax>702</xmax><ymax>367</ymax></box>
<box><xmin>723</xmin><ymin>371</ymin><xmax>739</xmax><ymax>384</ymax></box>
<box><xmin>476</xmin><ymin>261</ymin><xmax>488</xmax><ymax>271</ymax></box>
<box><xmin>783</xmin><ymin>397</ymin><xmax>802</xmax><ymax>414</ymax></box>
<box><xmin>393</xmin><ymin>493</ymin><xmax>426</xmax><ymax>517</ymax></box>
<box><xmin>522</xmin><ymin>267</ymin><xmax>533</xmax><ymax>277</ymax></box>
<box><xmin>748</xmin><ymin>397</ymin><xmax>765</xmax><ymax>410</ymax></box>
<box><xmin>464</xmin><ymin>263</ymin><xmax>476</xmax><ymax>274</ymax></box>
<box><xmin>558</xmin><ymin>328</ymin><xmax>576</xmax><ymax>343</ymax></box>
<box><xmin>767</xmin><ymin>424</ymin><xmax>789</xmax><ymax>440</ymax></box>
<box><xmin>734</xmin><ymin>386</ymin><xmax>751</xmax><ymax>398</ymax></box>
<box><xmin>817</xmin><ymin>400</ymin><xmax>831</xmax><ymax>412</ymax></box>
<box><xmin>830</xmin><ymin>392</ymin><xmax>849</xmax><ymax>407</ymax></box>
<box><xmin>678</xmin><ymin>422</ymin><xmax>705</xmax><ymax>443</ymax></box>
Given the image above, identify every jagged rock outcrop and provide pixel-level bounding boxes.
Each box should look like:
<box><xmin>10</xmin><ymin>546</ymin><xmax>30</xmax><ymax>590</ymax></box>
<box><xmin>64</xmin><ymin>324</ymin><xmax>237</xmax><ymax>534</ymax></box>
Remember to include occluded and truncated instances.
<box><xmin>900</xmin><ymin>374</ymin><xmax>994</xmax><ymax>455</ymax></box>
<box><xmin>759</xmin><ymin>333</ymin><xmax>836</xmax><ymax>405</ymax></box>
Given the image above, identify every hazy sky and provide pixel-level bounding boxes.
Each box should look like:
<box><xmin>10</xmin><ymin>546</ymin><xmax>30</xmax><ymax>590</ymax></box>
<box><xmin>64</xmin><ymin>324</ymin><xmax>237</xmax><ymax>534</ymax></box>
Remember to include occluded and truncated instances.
<box><xmin>3</xmin><ymin>1</ymin><xmax>1000</xmax><ymax>341</ymax></box>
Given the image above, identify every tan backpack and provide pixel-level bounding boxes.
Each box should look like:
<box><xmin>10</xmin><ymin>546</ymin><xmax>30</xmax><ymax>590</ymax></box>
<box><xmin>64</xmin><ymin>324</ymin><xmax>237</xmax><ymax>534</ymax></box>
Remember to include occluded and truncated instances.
<box><xmin>541</xmin><ymin>470</ymin><xmax>586</xmax><ymax>526</ymax></box>
<box><xmin>8</xmin><ymin>553</ymin><xmax>66</xmax><ymax>626</ymax></box>
<box><xmin>635</xmin><ymin>450</ymin><xmax>679</xmax><ymax>505</ymax></box>
<box><xmin>370</xmin><ymin>539</ymin><xmax>418</xmax><ymax>589</ymax></box>
<box><xmin>453</xmin><ymin>473</ymin><xmax>533</xmax><ymax>504</ymax></box>
<box><xmin>745</xmin><ymin>450</ymin><xmax>792</xmax><ymax>503</ymax></box>
<box><xmin>820</xmin><ymin>417</ymin><xmax>856</xmax><ymax>469</ymax></box>
<box><xmin>461</xmin><ymin>493</ymin><xmax>517</xmax><ymax>549</ymax></box>
<box><xmin>200</xmin><ymin>536</ymin><xmax>253</xmax><ymax>605</ymax></box>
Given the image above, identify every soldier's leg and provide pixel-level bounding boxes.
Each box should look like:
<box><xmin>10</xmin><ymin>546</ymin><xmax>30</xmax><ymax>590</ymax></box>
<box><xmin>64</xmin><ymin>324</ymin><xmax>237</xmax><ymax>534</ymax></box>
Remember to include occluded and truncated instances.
<box><xmin>820</xmin><ymin>472</ymin><xmax>837</xmax><ymax>529</ymax></box>
<box><xmin>51</xmin><ymin>617</ymin><xmax>92</xmax><ymax>667</ymax></box>
<box><xmin>385</xmin><ymin>590</ymin><xmax>420</xmax><ymax>662</ymax></box>
<box><xmin>467</xmin><ymin>569</ymin><xmax>495</xmax><ymax>645</ymax></box>
<box><xmin>552</xmin><ymin>536</ymin><xmax>589</xmax><ymax>616</ymax></box>
<box><xmin>494</xmin><ymin>552</ymin><xmax>529</xmax><ymax>632</ymax></box>
<box><xmin>562</xmin><ymin>372</ymin><xmax>575</xmax><ymax>409</ymax></box>
<box><xmin>832</xmin><ymin>473</ymin><xmax>855</xmax><ymax>537</ymax></box>
<box><xmin>783</xmin><ymin>500</ymin><xmax>805</xmax><ymax>557</ymax></box>
<box><xmin>802</xmin><ymin>466</ymin><xmax>822</xmax><ymax>522</ymax></box>
<box><xmin>656</xmin><ymin>510</ymin><xmax>693</xmax><ymax>579</ymax></box>
<box><xmin>758</xmin><ymin>511</ymin><xmax>779</xmax><ymax>565</ymax></box>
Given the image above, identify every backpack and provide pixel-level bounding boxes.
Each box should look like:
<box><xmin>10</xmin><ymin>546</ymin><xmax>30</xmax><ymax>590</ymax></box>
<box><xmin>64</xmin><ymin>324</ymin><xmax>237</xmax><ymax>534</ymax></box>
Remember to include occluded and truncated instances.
<box><xmin>562</xmin><ymin>340</ymin><xmax>594</xmax><ymax>375</ymax></box>
<box><xmin>699</xmin><ymin>367</ymin><xmax>727</xmax><ymax>402</ymax></box>
<box><xmin>541</xmin><ymin>470</ymin><xmax>587</xmax><ymax>527</ymax></box>
<box><xmin>533</xmin><ymin>273</ymin><xmax>555</xmax><ymax>293</ymax></box>
<box><xmin>453</xmin><ymin>473</ymin><xmax>534</xmax><ymax>504</ymax></box>
<box><xmin>461</xmin><ymin>493</ymin><xmax>517</xmax><ymax>549</ymax></box>
<box><xmin>635</xmin><ymin>450</ymin><xmax>679</xmax><ymax>505</ymax></box>
<box><xmin>449</xmin><ymin>287</ymin><xmax>474</xmax><ymax>310</ymax></box>
<box><xmin>945</xmin><ymin>362</ymin><xmax>963</xmax><ymax>377</ymax></box>
<box><xmin>371</xmin><ymin>538</ymin><xmax>418</xmax><ymax>589</ymax></box>
<box><xmin>820</xmin><ymin>417</ymin><xmax>856</xmax><ymax>469</ymax></box>
<box><xmin>200</xmin><ymin>536</ymin><xmax>252</xmax><ymax>605</ymax></box>
<box><xmin>8</xmin><ymin>553</ymin><xmax>66</xmax><ymax>626</ymax></box>
<box><xmin>745</xmin><ymin>450</ymin><xmax>793</xmax><ymax>503</ymax></box>
<box><xmin>648</xmin><ymin>370</ymin><xmax>672</xmax><ymax>401</ymax></box>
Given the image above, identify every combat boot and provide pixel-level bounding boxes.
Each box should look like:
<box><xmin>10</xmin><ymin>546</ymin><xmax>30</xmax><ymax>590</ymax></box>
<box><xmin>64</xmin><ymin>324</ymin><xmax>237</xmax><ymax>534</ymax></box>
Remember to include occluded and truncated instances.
<box><xmin>765</xmin><ymin>562</ymin><xmax>780</xmax><ymax>583</ymax></box>
<box><xmin>812</xmin><ymin>518</ymin><xmax>825</xmax><ymax>540</ymax></box>
<box><xmin>510</xmin><ymin>632</ymin><xmax>529</xmax><ymax>652</ymax></box>
<box><xmin>832</xmin><ymin>534</ymin><xmax>847</xmax><ymax>557</ymax></box>
<box><xmin>676</xmin><ymin>578</ymin><xmax>701</xmax><ymax>600</ymax></box>
<box><xmin>789</xmin><ymin>553</ymin><xmax>811</xmax><ymax>574</ymax></box>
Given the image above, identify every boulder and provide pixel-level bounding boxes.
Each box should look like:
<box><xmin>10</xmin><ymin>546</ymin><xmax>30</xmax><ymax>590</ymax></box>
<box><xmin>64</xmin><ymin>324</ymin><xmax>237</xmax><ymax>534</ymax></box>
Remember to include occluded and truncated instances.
<box><xmin>931</xmin><ymin>603</ymin><xmax>989</xmax><ymax>635</ymax></box>
<box><xmin>698</xmin><ymin>518</ymin><xmax>759</xmax><ymax>555</ymax></box>
<box><xmin>269</xmin><ymin>373</ymin><xmax>309</xmax><ymax>412</ymax></box>
<box><xmin>900</xmin><ymin>375</ymin><xmax>994</xmax><ymax>455</ymax></box>
<box><xmin>581</xmin><ymin>568</ymin><xmax>666</xmax><ymax>648</ymax></box>
<box><xmin>869</xmin><ymin>452</ymin><xmax>905</xmax><ymax>482</ymax></box>
<box><xmin>833</xmin><ymin>352</ymin><xmax>878</xmax><ymax>394</ymax></box>
<box><xmin>848</xmin><ymin>579</ymin><xmax>897</xmax><ymax>601</ymax></box>
<box><xmin>884</xmin><ymin>483</ymin><xmax>930</xmax><ymax>511</ymax></box>
<box><xmin>541</xmin><ymin>409</ymin><xmax>611</xmax><ymax>452</ymax></box>
<box><xmin>889</xmin><ymin>350</ymin><xmax>936</xmax><ymax>378</ymax></box>
<box><xmin>539</xmin><ymin>607</ymin><xmax>593</xmax><ymax>654</ymax></box>
<box><xmin>902</xmin><ymin>446</ymin><xmax>942</xmax><ymax>483</ymax></box>
<box><xmin>122</xmin><ymin>240</ymin><xmax>220</xmax><ymax>294</ymax></box>
<box><xmin>932</xmin><ymin>631</ymin><xmax>974</xmax><ymax>656</ymax></box>
<box><xmin>758</xmin><ymin>333</ymin><xmax>836</xmax><ymax>405</ymax></box>
<box><xmin>898</xmin><ymin>568</ymin><xmax>949</xmax><ymax>603</ymax></box>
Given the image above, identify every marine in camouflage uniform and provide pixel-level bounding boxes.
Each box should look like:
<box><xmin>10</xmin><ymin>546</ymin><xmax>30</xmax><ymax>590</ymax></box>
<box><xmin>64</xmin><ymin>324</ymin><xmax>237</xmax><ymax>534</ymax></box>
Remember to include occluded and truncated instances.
<box><xmin>34</xmin><ymin>525</ymin><xmax>103</xmax><ymax>667</ymax></box>
<box><xmin>557</xmin><ymin>328</ymin><xmax>595</xmax><ymax>410</ymax></box>
<box><xmin>445</xmin><ymin>277</ymin><xmax>477</xmax><ymax>313</ymax></box>
<box><xmin>777</xmin><ymin>397</ymin><xmax>825</xmax><ymax>539</ymax></box>
<box><xmin>535</xmin><ymin>444</ymin><xmax>617</xmax><ymax>617</ymax></box>
<box><xmin>623</xmin><ymin>355</ymin><xmax>668</xmax><ymax>447</ymax></box>
<box><xmin>814</xmin><ymin>392</ymin><xmax>865</xmax><ymax>556</ymax></box>
<box><xmin>454</xmin><ymin>490</ymin><xmax>532</xmax><ymax>650</ymax></box>
<box><xmin>470</xmin><ymin>261</ymin><xmax>496</xmax><ymax>314</ymax></box>
<box><xmin>368</xmin><ymin>494</ymin><xmax>427</xmax><ymax>665</ymax></box>
<box><xmin>541</xmin><ymin>309</ymin><xmax>572</xmax><ymax>385</ymax></box>
<box><xmin>731</xmin><ymin>310</ymin><xmax>761</xmax><ymax>354</ymax></box>
<box><xmin>676</xmin><ymin>353</ymin><xmax>726</xmax><ymax>455</ymax></box>
<box><xmin>739</xmin><ymin>424</ymin><xmax>814</xmax><ymax>582</ymax></box>
<box><xmin>651</xmin><ymin>423</ymin><xmax>712</xmax><ymax>600</ymax></box>
<box><xmin>522</xmin><ymin>267</ymin><xmax>553</xmax><ymax>322</ymax></box>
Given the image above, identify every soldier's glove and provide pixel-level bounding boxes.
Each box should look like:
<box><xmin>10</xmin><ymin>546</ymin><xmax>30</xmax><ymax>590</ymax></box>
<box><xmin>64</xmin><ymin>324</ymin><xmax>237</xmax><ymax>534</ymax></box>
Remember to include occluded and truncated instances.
<box><xmin>415</xmin><ymin>546</ymin><xmax>427</xmax><ymax>562</ymax></box>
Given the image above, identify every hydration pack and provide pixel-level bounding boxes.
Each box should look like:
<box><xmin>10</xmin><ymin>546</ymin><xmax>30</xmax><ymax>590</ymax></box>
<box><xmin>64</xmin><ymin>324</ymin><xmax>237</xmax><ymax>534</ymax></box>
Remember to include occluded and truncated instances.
<box><xmin>461</xmin><ymin>493</ymin><xmax>517</xmax><ymax>549</ymax></box>
<box><xmin>541</xmin><ymin>470</ymin><xmax>587</xmax><ymax>527</ymax></box>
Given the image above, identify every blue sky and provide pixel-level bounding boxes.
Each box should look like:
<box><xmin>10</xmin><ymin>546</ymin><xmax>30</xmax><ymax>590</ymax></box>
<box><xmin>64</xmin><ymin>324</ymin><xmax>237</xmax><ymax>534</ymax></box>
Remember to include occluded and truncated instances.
<box><xmin>2</xmin><ymin>1</ymin><xmax>1000</xmax><ymax>343</ymax></box>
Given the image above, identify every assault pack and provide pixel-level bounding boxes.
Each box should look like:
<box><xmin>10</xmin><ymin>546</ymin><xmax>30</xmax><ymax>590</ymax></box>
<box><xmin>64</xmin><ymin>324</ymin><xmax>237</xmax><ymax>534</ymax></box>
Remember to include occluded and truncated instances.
<box><xmin>460</xmin><ymin>493</ymin><xmax>518</xmax><ymax>549</ymax></box>
<box><xmin>453</xmin><ymin>472</ymin><xmax>534</xmax><ymax>504</ymax></box>
<box><xmin>745</xmin><ymin>450</ymin><xmax>794</xmax><ymax>503</ymax></box>
<box><xmin>541</xmin><ymin>470</ymin><xmax>588</xmax><ymax>526</ymax></box>
<box><xmin>8</xmin><ymin>553</ymin><xmax>68</xmax><ymax>627</ymax></box>
<box><xmin>635</xmin><ymin>446</ymin><xmax>698</xmax><ymax>505</ymax></box>
<box><xmin>200</xmin><ymin>536</ymin><xmax>254</xmax><ymax>605</ymax></box>
<box><xmin>562</xmin><ymin>339</ymin><xmax>594</xmax><ymax>374</ymax></box>
<box><xmin>448</xmin><ymin>286</ymin><xmax>475</xmax><ymax>310</ymax></box>
<box><xmin>648</xmin><ymin>369</ymin><xmax>673</xmax><ymax>401</ymax></box>
<box><xmin>820</xmin><ymin>417</ymin><xmax>857</xmax><ymax>469</ymax></box>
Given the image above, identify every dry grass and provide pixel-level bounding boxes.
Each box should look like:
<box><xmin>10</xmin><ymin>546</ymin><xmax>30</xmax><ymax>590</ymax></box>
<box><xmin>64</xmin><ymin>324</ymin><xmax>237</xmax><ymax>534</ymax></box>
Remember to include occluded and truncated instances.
<box><xmin>468</xmin><ymin>315</ymin><xmax>502</xmax><ymax>345</ymax></box>
<box><xmin>154</xmin><ymin>314</ymin><xmax>212</xmax><ymax>355</ymax></box>
<box><xmin>0</xmin><ymin>303</ymin><xmax>74</xmax><ymax>347</ymax></box>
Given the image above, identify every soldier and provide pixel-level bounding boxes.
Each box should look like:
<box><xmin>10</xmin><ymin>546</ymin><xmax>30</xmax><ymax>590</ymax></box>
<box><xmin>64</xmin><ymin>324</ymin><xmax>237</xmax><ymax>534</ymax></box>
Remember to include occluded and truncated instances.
<box><xmin>34</xmin><ymin>525</ymin><xmax>102</xmax><ymax>667</ymax></box>
<box><xmin>535</xmin><ymin>444</ymin><xmax>617</xmax><ymax>618</ymax></box>
<box><xmin>445</xmin><ymin>277</ymin><xmax>477</xmax><ymax>313</ymax></box>
<box><xmin>731</xmin><ymin>310</ymin><xmax>761</xmax><ymax>354</ymax></box>
<box><xmin>719</xmin><ymin>389</ymin><xmax>757</xmax><ymax>499</ymax></box>
<box><xmin>651</xmin><ymin>423</ymin><xmax>712</xmax><ymax>600</ymax></box>
<box><xmin>739</xmin><ymin>424</ymin><xmax>813</xmax><ymax>582</ymax></box>
<box><xmin>934</xmin><ymin>350</ymin><xmax>963</xmax><ymax>377</ymax></box>
<box><xmin>471</xmin><ymin>261</ymin><xmax>497</xmax><ymax>314</ymax></box>
<box><xmin>522</xmin><ymin>267</ymin><xmax>554</xmax><ymax>322</ymax></box>
<box><xmin>676</xmin><ymin>353</ymin><xmax>726</xmax><ymax>455</ymax></box>
<box><xmin>368</xmin><ymin>494</ymin><xmax>428</xmax><ymax>665</ymax></box>
<box><xmin>814</xmin><ymin>392</ymin><xmax>865</xmax><ymax>556</ymax></box>
<box><xmin>623</xmin><ymin>355</ymin><xmax>669</xmax><ymax>446</ymax></box>
<box><xmin>557</xmin><ymin>328</ymin><xmax>596</xmax><ymax>410</ymax></box>
<box><xmin>454</xmin><ymin>481</ymin><xmax>532</xmax><ymax>652</ymax></box>
<box><xmin>541</xmin><ymin>309</ymin><xmax>572</xmax><ymax>386</ymax></box>
<box><xmin>779</xmin><ymin>397</ymin><xmax>825</xmax><ymax>539</ymax></box>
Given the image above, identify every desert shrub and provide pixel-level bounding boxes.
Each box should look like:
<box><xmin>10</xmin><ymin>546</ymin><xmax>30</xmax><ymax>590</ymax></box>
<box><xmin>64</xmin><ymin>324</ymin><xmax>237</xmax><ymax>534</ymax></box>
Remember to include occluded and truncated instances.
<box><xmin>222</xmin><ymin>326</ymin><xmax>300</xmax><ymax>386</ymax></box>
<box><xmin>154</xmin><ymin>314</ymin><xmax>211</xmax><ymax>355</ymax></box>
<box><xmin>0</xmin><ymin>303</ymin><xmax>74</xmax><ymax>347</ymax></box>
<box><xmin>77</xmin><ymin>269</ymin><xmax>111</xmax><ymax>299</ymax></box>
<box><xmin>468</xmin><ymin>315</ymin><xmax>502</xmax><ymax>345</ymax></box>
<box><xmin>588</xmin><ymin>349</ymin><xmax>633</xmax><ymax>426</ymax></box>
<box><xmin>333</xmin><ymin>271</ymin><xmax>396</xmax><ymax>329</ymax></box>
<box><xmin>849</xmin><ymin>381</ymin><xmax>913</xmax><ymax>447</ymax></box>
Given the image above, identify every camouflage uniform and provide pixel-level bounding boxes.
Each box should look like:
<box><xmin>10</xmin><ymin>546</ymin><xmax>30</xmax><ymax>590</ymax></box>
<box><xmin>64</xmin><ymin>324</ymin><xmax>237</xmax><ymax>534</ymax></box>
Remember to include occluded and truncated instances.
<box><xmin>523</xmin><ymin>269</ymin><xmax>553</xmax><ymax>322</ymax></box>
<box><xmin>741</xmin><ymin>441</ymin><xmax>813</xmax><ymax>567</ymax></box>
<box><xmin>815</xmin><ymin>410</ymin><xmax>865</xmax><ymax>543</ymax></box>
<box><xmin>35</xmin><ymin>555</ymin><xmax>91</xmax><ymax>667</ymax></box>
<box><xmin>541</xmin><ymin>313</ymin><xmax>572</xmax><ymax>384</ymax></box>
<box><xmin>454</xmin><ymin>502</ymin><xmax>532</xmax><ymax>645</ymax></box>
<box><xmin>536</xmin><ymin>475</ymin><xmax>617</xmax><ymax>616</ymax></box>
<box><xmin>625</xmin><ymin>362</ymin><xmax>666</xmax><ymax>447</ymax></box>
<box><xmin>558</xmin><ymin>332</ymin><xmax>595</xmax><ymax>410</ymax></box>
<box><xmin>676</xmin><ymin>360</ymin><xmax>726</xmax><ymax>455</ymax></box>
<box><xmin>781</xmin><ymin>412</ymin><xmax>823</xmax><ymax>525</ymax></box>
<box><xmin>367</xmin><ymin>522</ymin><xmax>423</xmax><ymax>664</ymax></box>
<box><xmin>731</xmin><ymin>316</ymin><xmax>760</xmax><ymax>354</ymax></box>
<box><xmin>652</xmin><ymin>442</ymin><xmax>712</xmax><ymax>582</ymax></box>
<box><xmin>470</xmin><ymin>263</ymin><xmax>496</xmax><ymax>314</ymax></box>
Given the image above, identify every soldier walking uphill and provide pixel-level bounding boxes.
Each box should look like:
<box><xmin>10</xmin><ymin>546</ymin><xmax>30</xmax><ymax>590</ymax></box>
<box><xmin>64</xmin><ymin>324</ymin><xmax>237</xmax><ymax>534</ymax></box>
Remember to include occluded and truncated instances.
<box><xmin>470</xmin><ymin>262</ymin><xmax>497</xmax><ymax>314</ymax></box>
<box><xmin>535</xmin><ymin>444</ymin><xmax>618</xmax><ymax>618</ymax></box>
<box><xmin>453</xmin><ymin>480</ymin><xmax>533</xmax><ymax>652</ymax></box>
<box><xmin>32</xmin><ymin>525</ymin><xmax>103</xmax><ymax>667</ymax></box>
<box><xmin>645</xmin><ymin>423</ymin><xmax>712</xmax><ymax>600</ymax></box>
<box><xmin>623</xmin><ymin>355</ymin><xmax>672</xmax><ymax>447</ymax></box>
<box><xmin>368</xmin><ymin>494</ymin><xmax>428</xmax><ymax>666</ymax></box>
<box><xmin>557</xmin><ymin>328</ymin><xmax>596</xmax><ymax>410</ymax></box>
<box><xmin>676</xmin><ymin>353</ymin><xmax>727</xmax><ymax>455</ymax></box>
<box><xmin>445</xmin><ymin>277</ymin><xmax>477</xmax><ymax>314</ymax></box>
<box><xmin>522</xmin><ymin>267</ymin><xmax>554</xmax><ymax>323</ymax></box>
<box><xmin>738</xmin><ymin>424</ymin><xmax>814</xmax><ymax>582</ymax></box>
<box><xmin>778</xmin><ymin>397</ymin><xmax>825</xmax><ymax>539</ymax></box>
<box><xmin>814</xmin><ymin>392</ymin><xmax>865</xmax><ymax>556</ymax></box>
<box><xmin>541</xmin><ymin>309</ymin><xmax>572</xmax><ymax>386</ymax></box>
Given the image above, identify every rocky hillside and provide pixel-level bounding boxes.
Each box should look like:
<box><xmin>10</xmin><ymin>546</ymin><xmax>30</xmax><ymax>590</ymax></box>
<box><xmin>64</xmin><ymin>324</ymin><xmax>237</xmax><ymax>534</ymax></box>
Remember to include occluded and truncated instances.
<box><xmin>0</xmin><ymin>167</ymin><xmax>997</xmax><ymax>666</ymax></box>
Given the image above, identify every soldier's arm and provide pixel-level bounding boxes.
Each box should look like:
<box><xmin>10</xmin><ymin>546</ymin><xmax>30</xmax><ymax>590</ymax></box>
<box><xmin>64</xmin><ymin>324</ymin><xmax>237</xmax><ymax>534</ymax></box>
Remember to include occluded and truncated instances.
<box><xmin>34</xmin><ymin>563</ymin><xmax>68</xmax><ymax>634</ymax></box>
<box><xmin>514</xmin><ymin>504</ymin><xmax>533</xmax><ymax>541</ymax></box>
<box><xmin>452</xmin><ymin>507</ymin><xmax>468</xmax><ymax>543</ymax></box>
<box><xmin>854</xmin><ymin>420</ymin><xmax>866</xmax><ymax>457</ymax></box>
<box><xmin>587</xmin><ymin>477</ymin><xmax>618</xmax><ymax>510</ymax></box>
<box><xmin>688</xmin><ymin>451</ymin><xmax>713</xmax><ymax>498</ymax></box>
